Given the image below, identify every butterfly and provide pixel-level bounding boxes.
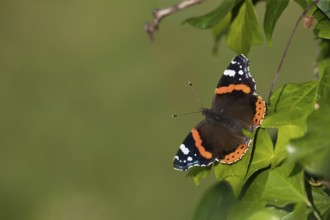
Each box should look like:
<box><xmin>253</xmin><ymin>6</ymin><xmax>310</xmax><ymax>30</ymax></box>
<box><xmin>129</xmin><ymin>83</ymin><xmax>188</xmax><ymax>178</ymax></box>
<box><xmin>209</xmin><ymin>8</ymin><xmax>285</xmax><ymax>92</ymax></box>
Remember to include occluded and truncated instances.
<box><xmin>173</xmin><ymin>54</ymin><xmax>266</xmax><ymax>171</ymax></box>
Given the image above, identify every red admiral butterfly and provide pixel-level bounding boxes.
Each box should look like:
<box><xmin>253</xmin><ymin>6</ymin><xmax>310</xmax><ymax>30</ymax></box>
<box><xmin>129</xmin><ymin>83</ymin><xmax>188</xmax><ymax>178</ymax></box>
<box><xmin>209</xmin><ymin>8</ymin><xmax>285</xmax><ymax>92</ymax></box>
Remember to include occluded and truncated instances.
<box><xmin>173</xmin><ymin>54</ymin><xmax>266</xmax><ymax>171</ymax></box>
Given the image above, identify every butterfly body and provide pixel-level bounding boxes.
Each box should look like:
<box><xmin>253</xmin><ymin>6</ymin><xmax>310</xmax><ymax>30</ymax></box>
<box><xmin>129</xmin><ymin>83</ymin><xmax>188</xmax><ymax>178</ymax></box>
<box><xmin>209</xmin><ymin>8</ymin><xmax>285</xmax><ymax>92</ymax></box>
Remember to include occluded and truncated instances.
<box><xmin>173</xmin><ymin>54</ymin><xmax>266</xmax><ymax>171</ymax></box>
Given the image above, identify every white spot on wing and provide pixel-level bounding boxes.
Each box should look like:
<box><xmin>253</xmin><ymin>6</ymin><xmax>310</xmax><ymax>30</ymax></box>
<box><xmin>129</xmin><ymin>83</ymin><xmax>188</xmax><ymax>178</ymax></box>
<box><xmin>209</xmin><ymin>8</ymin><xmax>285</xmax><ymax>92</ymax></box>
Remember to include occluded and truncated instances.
<box><xmin>224</xmin><ymin>69</ymin><xmax>236</xmax><ymax>77</ymax></box>
<box><xmin>180</xmin><ymin>144</ymin><xmax>190</xmax><ymax>155</ymax></box>
<box><xmin>238</xmin><ymin>70</ymin><xmax>244</xmax><ymax>75</ymax></box>
<box><xmin>187</xmin><ymin>156</ymin><xmax>193</xmax><ymax>161</ymax></box>
<box><xmin>174</xmin><ymin>156</ymin><xmax>179</xmax><ymax>161</ymax></box>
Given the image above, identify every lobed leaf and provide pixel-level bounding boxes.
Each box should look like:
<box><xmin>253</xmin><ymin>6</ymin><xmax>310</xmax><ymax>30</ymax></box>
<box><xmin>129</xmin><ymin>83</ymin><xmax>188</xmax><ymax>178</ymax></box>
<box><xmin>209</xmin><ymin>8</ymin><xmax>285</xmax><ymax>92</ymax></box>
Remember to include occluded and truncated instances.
<box><xmin>314</xmin><ymin>19</ymin><xmax>330</xmax><ymax>39</ymax></box>
<box><xmin>288</xmin><ymin>98</ymin><xmax>330</xmax><ymax>179</ymax></box>
<box><xmin>192</xmin><ymin>182</ymin><xmax>235</xmax><ymax>220</ymax></box>
<box><xmin>262</xmin><ymin>160</ymin><xmax>310</xmax><ymax>207</ymax></box>
<box><xmin>289</xmin><ymin>70</ymin><xmax>330</xmax><ymax>179</ymax></box>
<box><xmin>245</xmin><ymin>129</ymin><xmax>274</xmax><ymax>180</ymax></box>
<box><xmin>262</xmin><ymin>80</ymin><xmax>318</xmax><ymax>129</ymax></box>
<box><xmin>213</xmin><ymin>141</ymin><xmax>253</xmax><ymax>197</ymax></box>
<box><xmin>187</xmin><ymin>166</ymin><xmax>212</xmax><ymax>186</ymax></box>
<box><xmin>227</xmin><ymin>170</ymin><xmax>270</xmax><ymax>220</ymax></box>
<box><xmin>272</xmin><ymin>125</ymin><xmax>305</xmax><ymax>167</ymax></box>
<box><xmin>312</xmin><ymin>187</ymin><xmax>330</xmax><ymax>219</ymax></box>
<box><xmin>317</xmin><ymin>0</ymin><xmax>330</xmax><ymax>19</ymax></box>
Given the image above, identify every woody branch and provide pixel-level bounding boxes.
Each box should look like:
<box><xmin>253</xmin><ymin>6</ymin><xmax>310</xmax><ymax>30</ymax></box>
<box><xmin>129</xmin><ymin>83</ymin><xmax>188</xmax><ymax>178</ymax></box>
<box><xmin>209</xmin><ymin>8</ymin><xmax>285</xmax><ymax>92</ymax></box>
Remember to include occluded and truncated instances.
<box><xmin>144</xmin><ymin>0</ymin><xmax>206</xmax><ymax>40</ymax></box>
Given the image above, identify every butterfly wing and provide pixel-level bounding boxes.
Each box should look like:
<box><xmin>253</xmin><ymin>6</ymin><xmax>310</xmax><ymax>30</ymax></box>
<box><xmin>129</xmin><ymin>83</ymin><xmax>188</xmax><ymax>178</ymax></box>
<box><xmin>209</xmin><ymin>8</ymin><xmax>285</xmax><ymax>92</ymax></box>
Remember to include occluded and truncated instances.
<box><xmin>173</xmin><ymin>118</ymin><xmax>250</xmax><ymax>171</ymax></box>
<box><xmin>210</xmin><ymin>54</ymin><xmax>266</xmax><ymax>164</ymax></box>
<box><xmin>173</xmin><ymin>120</ymin><xmax>217</xmax><ymax>171</ymax></box>
<box><xmin>213</xmin><ymin>54</ymin><xmax>266</xmax><ymax>131</ymax></box>
<box><xmin>173</xmin><ymin>54</ymin><xmax>266</xmax><ymax>171</ymax></box>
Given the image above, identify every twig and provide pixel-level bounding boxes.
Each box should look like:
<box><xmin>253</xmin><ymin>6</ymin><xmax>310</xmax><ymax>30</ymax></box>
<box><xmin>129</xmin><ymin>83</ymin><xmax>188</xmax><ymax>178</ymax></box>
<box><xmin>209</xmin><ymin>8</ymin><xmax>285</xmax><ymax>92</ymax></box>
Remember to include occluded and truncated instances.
<box><xmin>144</xmin><ymin>0</ymin><xmax>206</xmax><ymax>41</ymax></box>
<box><xmin>267</xmin><ymin>0</ymin><xmax>319</xmax><ymax>105</ymax></box>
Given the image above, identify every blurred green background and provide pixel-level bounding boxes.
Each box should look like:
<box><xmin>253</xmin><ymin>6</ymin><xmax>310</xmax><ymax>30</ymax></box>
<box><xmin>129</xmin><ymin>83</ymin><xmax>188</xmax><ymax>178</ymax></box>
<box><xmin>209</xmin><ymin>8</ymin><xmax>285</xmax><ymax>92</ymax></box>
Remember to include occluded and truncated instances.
<box><xmin>0</xmin><ymin>1</ymin><xmax>316</xmax><ymax>220</ymax></box>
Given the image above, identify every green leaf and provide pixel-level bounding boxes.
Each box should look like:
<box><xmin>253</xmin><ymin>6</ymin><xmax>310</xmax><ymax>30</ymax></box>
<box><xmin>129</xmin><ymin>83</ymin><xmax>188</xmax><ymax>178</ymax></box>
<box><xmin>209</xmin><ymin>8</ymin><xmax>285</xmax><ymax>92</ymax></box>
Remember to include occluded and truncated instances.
<box><xmin>263</xmin><ymin>0</ymin><xmax>290</xmax><ymax>45</ymax></box>
<box><xmin>317</xmin><ymin>58</ymin><xmax>330</xmax><ymax>79</ymax></box>
<box><xmin>193</xmin><ymin>182</ymin><xmax>235</xmax><ymax>220</ymax></box>
<box><xmin>272</xmin><ymin>125</ymin><xmax>305</xmax><ymax>167</ymax></box>
<box><xmin>317</xmin><ymin>0</ymin><xmax>330</xmax><ymax>19</ymax></box>
<box><xmin>184</xmin><ymin>0</ymin><xmax>238</xmax><ymax>29</ymax></box>
<box><xmin>227</xmin><ymin>170</ymin><xmax>270</xmax><ymax>220</ymax></box>
<box><xmin>312</xmin><ymin>187</ymin><xmax>330</xmax><ymax>218</ymax></box>
<box><xmin>314</xmin><ymin>19</ymin><xmax>330</xmax><ymax>39</ymax></box>
<box><xmin>288</xmin><ymin>70</ymin><xmax>330</xmax><ymax>178</ymax></box>
<box><xmin>245</xmin><ymin>129</ymin><xmax>274</xmax><ymax>179</ymax></box>
<box><xmin>294</xmin><ymin>0</ymin><xmax>307</xmax><ymax>9</ymax></box>
<box><xmin>212</xmin><ymin>12</ymin><xmax>231</xmax><ymax>54</ymax></box>
<box><xmin>316</xmin><ymin>40</ymin><xmax>330</xmax><ymax>63</ymax></box>
<box><xmin>226</xmin><ymin>0</ymin><xmax>263</xmax><ymax>54</ymax></box>
<box><xmin>262</xmin><ymin>80</ymin><xmax>318</xmax><ymax>129</ymax></box>
<box><xmin>317</xmin><ymin>66</ymin><xmax>330</xmax><ymax>99</ymax></box>
<box><xmin>187</xmin><ymin>166</ymin><xmax>212</xmax><ymax>186</ymax></box>
<box><xmin>213</xmin><ymin>138</ymin><xmax>253</xmax><ymax>197</ymax></box>
<box><xmin>288</xmin><ymin>98</ymin><xmax>330</xmax><ymax>179</ymax></box>
<box><xmin>286</xmin><ymin>202</ymin><xmax>313</xmax><ymax>220</ymax></box>
<box><xmin>262</xmin><ymin>160</ymin><xmax>310</xmax><ymax>207</ymax></box>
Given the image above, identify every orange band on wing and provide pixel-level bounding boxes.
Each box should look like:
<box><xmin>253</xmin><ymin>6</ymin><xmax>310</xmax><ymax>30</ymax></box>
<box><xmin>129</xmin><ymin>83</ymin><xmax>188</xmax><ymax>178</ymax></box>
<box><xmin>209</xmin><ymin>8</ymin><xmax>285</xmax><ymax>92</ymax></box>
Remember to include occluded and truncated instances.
<box><xmin>215</xmin><ymin>84</ymin><xmax>251</xmax><ymax>94</ymax></box>
<box><xmin>220</xmin><ymin>143</ymin><xmax>249</xmax><ymax>164</ymax></box>
<box><xmin>191</xmin><ymin>128</ymin><xmax>213</xmax><ymax>159</ymax></box>
<box><xmin>253</xmin><ymin>96</ymin><xmax>266</xmax><ymax>127</ymax></box>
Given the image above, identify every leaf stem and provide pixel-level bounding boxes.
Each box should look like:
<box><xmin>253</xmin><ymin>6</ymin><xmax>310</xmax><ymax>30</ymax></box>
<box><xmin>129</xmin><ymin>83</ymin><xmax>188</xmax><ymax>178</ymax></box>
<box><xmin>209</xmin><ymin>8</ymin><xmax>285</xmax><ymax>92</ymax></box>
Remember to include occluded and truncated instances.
<box><xmin>267</xmin><ymin>0</ymin><xmax>319</xmax><ymax>105</ymax></box>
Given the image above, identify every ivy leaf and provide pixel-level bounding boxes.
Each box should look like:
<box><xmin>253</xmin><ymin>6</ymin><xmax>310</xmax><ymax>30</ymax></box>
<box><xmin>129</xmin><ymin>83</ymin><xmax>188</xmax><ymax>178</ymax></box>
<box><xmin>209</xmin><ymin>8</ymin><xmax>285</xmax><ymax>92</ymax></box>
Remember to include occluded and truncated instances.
<box><xmin>317</xmin><ymin>0</ymin><xmax>330</xmax><ymax>19</ymax></box>
<box><xmin>184</xmin><ymin>0</ymin><xmax>239</xmax><ymax>29</ymax></box>
<box><xmin>317</xmin><ymin>58</ymin><xmax>330</xmax><ymax>79</ymax></box>
<box><xmin>226</xmin><ymin>0</ymin><xmax>263</xmax><ymax>54</ymax></box>
<box><xmin>272</xmin><ymin>125</ymin><xmax>305</xmax><ymax>167</ymax></box>
<box><xmin>285</xmin><ymin>202</ymin><xmax>313</xmax><ymax>220</ymax></box>
<box><xmin>245</xmin><ymin>128</ymin><xmax>274</xmax><ymax>179</ymax></box>
<box><xmin>213</xmin><ymin>138</ymin><xmax>253</xmax><ymax>197</ymax></box>
<box><xmin>289</xmin><ymin>70</ymin><xmax>330</xmax><ymax>179</ymax></box>
<box><xmin>262</xmin><ymin>80</ymin><xmax>318</xmax><ymax>129</ymax></box>
<box><xmin>288</xmin><ymin>97</ymin><xmax>330</xmax><ymax>179</ymax></box>
<box><xmin>318</xmin><ymin>38</ymin><xmax>330</xmax><ymax>58</ymax></box>
<box><xmin>312</xmin><ymin>187</ymin><xmax>330</xmax><ymax>218</ymax></box>
<box><xmin>314</xmin><ymin>19</ymin><xmax>330</xmax><ymax>39</ymax></box>
<box><xmin>262</xmin><ymin>160</ymin><xmax>310</xmax><ymax>207</ymax></box>
<box><xmin>227</xmin><ymin>170</ymin><xmax>270</xmax><ymax>220</ymax></box>
<box><xmin>187</xmin><ymin>166</ymin><xmax>212</xmax><ymax>186</ymax></box>
<box><xmin>212</xmin><ymin>12</ymin><xmax>231</xmax><ymax>54</ymax></box>
<box><xmin>192</xmin><ymin>182</ymin><xmax>235</xmax><ymax>220</ymax></box>
<box><xmin>317</xmin><ymin>66</ymin><xmax>330</xmax><ymax>99</ymax></box>
<box><xmin>294</xmin><ymin>0</ymin><xmax>308</xmax><ymax>8</ymax></box>
<box><xmin>263</xmin><ymin>0</ymin><xmax>290</xmax><ymax>45</ymax></box>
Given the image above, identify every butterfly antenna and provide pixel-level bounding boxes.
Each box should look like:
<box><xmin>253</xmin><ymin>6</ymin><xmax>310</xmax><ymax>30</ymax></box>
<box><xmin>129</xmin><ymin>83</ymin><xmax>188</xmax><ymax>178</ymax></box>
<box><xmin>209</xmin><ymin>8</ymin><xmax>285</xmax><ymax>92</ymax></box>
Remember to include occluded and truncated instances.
<box><xmin>267</xmin><ymin>0</ymin><xmax>319</xmax><ymax>105</ymax></box>
<box><xmin>188</xmin><ymin>81</ymin><xmax>204</xmax><ymax>108</ymax></box>
<box><xmin>171</xmin><ymin>111</ymin><xmax>200</xmax><ymax>118</ymax></box>
<box><xmin>172</xmin><ymin>81</ymin><xmax>204</xmax><ymax>118</ymax></box>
